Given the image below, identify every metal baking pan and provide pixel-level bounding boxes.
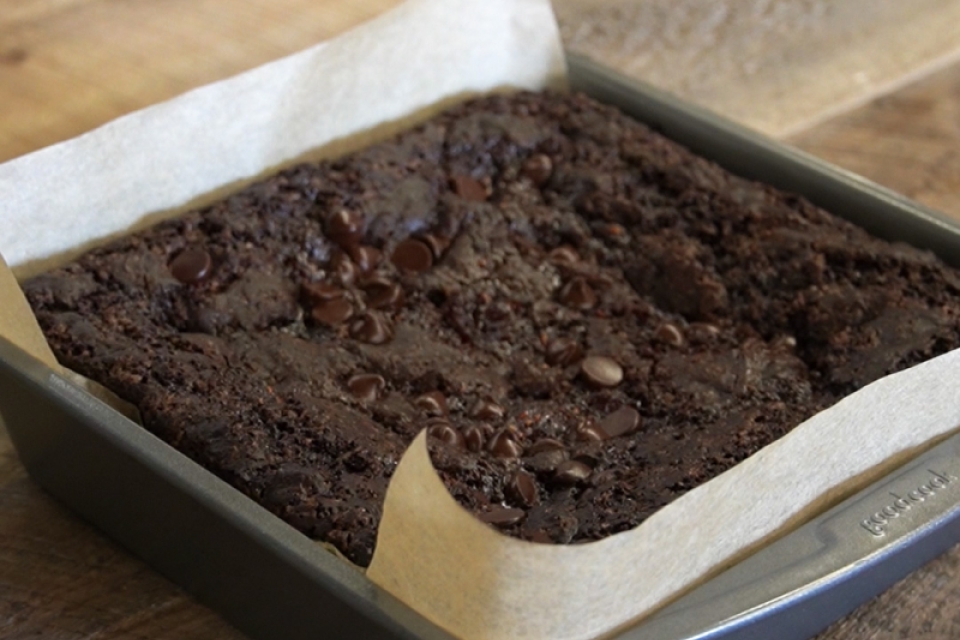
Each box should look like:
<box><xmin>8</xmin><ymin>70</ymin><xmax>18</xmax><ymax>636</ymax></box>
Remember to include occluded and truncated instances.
<box><xmin>4</xmin><ymin>52</ymin><xmax>960</xmax><ymax>640</ymax></box>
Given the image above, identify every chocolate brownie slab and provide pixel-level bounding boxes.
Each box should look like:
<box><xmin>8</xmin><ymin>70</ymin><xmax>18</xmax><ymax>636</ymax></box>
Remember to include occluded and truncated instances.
<box><xmin>24</xmin><ymin>91</ymin><xmax>960</xmax><ymax>566</ymax></box>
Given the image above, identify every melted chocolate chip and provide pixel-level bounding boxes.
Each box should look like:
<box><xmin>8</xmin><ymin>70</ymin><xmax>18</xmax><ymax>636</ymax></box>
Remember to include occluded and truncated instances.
<box><xmin>479</xmin><ymin>506</ymin><xmax>525</xmax><ymax>527</ymax></box>
<box><xmin>526</xmin><ymin>438</ymin><xmax>565</xmax><ymax>455</ymax></box>
<box><xmin>558</xmin><ymin>277</ymin><xmax>597</xmax><ymax>311</ymax></box>
<box><xmin>349</xmin><ymin>311</ymin><xmax>393</xmax><ymax>344</ymax></box>
<box><xmin>415</xmin><ymin>391</ymin><xmax>448</xmax><ymax>417</ymax></box>
<box><xmin>428</xmin><ymin>422</ymin><xmax>464</xmax><ymax>449</ymax></box>
<box><xmin>597</xmin><ymin>406</ymin><xmax>641</xmax><ymax>439</ymax></box>
<box><xmin>169</xmin><ymin>247</ymin><xmax>211</xmax><ymax>284</ymax></box>
<box><xmin>554</xmin><ymin>460</ymin><xmax>592</xmax><ymax>485</ymax></box>
<box><xmin>657</xmin><ymin>323</ymin><xmax>684</xmax><ymax>347</ymax></box>
<box><xmin>524</xmin><ymin>440</ymin><xmax>568</xmax><ymax>473</ymax></box>
<box><xmin>391</xmin><ymin>239</ymin><xmax>434</xmax><ymax>273</ymax></box>
<box><xmin>580</xmin><ymin>355</ymin><xmax>623</xmax><ymax>388</ymax></box>
<box><xmin>470</xmin><ymin>399</ymin><xmax>505</xmax><ymax>421</ymax></box>
<box><xmin>347</xmin><ymin>373</ymin><xmax>385</xmax><ymax>402</ymax></box>
<box><xmin>505</xmin><ymin>470</ymin><xmax>538</xmax><ymax>507</ymax></box>
<box><xmin>521</xmin><ymin>154</ymin><xmax>553</xmax><ymax>187</ymax></box>
<box><xmin>451</xmin><ymin>175</ymin><xmax>489</xmax><ymax>202</ymax></box>
<box><xmin>326</xmin><ymin>209</ymin><xmax>364</xmax><ymax>247</ymax></box>
<box><xmin>545</xmin><ymin>337</ymin><xmax>583</xmax><ymax>367</ymax></box>
<box><xmin>311</xmin><ymin>298</ymin><xmax>354</xmax><ymax>326</ymax></box>
<box><xmin>350</xmin><ymin>245</ymin><xmax>381</xmax><ymax>272</ymax></box>
<box><xmin>487</xmin><ymin>429</ymin><xmax>523</xmax><ymax>459</ymax></box>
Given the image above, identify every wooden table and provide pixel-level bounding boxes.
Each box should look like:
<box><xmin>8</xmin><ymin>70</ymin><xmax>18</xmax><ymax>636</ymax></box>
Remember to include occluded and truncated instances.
<box><xmin>3</xmin><ymin>2</ymin><xmax>960</xmax><ymax>638</ymax></box>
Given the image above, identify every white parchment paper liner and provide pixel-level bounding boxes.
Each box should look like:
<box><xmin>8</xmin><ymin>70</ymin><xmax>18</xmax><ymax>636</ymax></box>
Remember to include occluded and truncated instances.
<box><xmin>1</xmin><ymin>2</ymin><xmax>959</xmax><ymax>639</ymax></box>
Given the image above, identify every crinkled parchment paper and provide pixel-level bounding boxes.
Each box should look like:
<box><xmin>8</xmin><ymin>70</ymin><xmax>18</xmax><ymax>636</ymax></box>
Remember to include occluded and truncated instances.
<box><xmin>1</xmin><ymin>2</ymin><xmax>959</xmax><ymax>639</ymax></box>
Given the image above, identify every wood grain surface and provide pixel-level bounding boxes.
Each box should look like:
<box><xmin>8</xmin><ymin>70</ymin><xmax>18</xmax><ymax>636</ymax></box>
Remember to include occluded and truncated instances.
<box><xmin>3</xmin><ymin>1</ymin><xmax>960</xmax><ymax>639</ymax></box>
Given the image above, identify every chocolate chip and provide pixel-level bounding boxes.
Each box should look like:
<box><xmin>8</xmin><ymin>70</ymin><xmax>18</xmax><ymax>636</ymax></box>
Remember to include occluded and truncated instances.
<box><xmin>505</xmin><ymin>471</ymin><xmax>538</xmax><ymax>507</ymax></box>
<box><xmin>363</xmin><ymin>280</ymin><xmax>405</xmax><ymax>311</ymax></box>
<box><xmin>580</xmin><ymin>355</ymin><xmax>623</xmax><ymax>388</ymax></box>
<box><xmin>349</xmin><ymin>311</ymin><xmax>393</xmax><ymax>344</ymax></box>
<box><xmin>169</xmin><ymin>247</ymin><xmax>212</xmax><ymax>284</ymax></box>
<box><xmin>391</xmin><ymin>238</ymin><xmax>434</xmax><ymax>273</ymax></box>
<box><xmin>470</xmin><ymin>399</ymin><xmax>505</xmax><ymax>421</ymax></box>
<box><xmin>576</xmin><ymin>425</ymin><xmax>606</xmax><ymax>442</ymax></box>
<box><xmin>526</xmin><ymin>438</ymin><xmax>565</xmax><ymax>455</ymax></box>
<box><xmin>326</xmin><ymin>209</ymin><xmax>364</xmax><ymax>247</ymax></box>
<box><xmin>478</xmin><ymin>506</ymin><xmax>525</xmax><ymax>527</ymax></box>
<box><xmin>548</xmin><ymin>246</ymin><xmax>579</xmax><ymax>265</ymax></box>
<box><xmin>415</xmin><ymin>391</ymin><xmax>447</xmax><ymax>417</ymax></box>
<box><xmin>597</xmin><ymin>406</ymin><xmax>640</xmax><ymax>439</ymax></box>
<box><xmin>554</xmin><ymin>460</ymin><xmax>592</xmax><ymax>485</ymax></box>
<box><xmin>428</xmin><ymin>422</ymin><xmax>464</xmax><ymax>449</ymax></box>
<box><xmin>545</xmin><ymin>337</ymin><xmax>582</xmax><ymax>367</ymax></box>
<box><xmin>346</xmin><ymin>373</ymin><xmax>385</xmax><ymax>402</ymax></box>
<box><xmin>462</xmin><ymin>424</ymin><xmax>487</xmax><ymax>452</ymax></box>
<box><xmin>558</xmin><ymin>277</ymin><xmax>597</xmax><ymax>311</ymax></box>
<box><xmin>420</xmin><ymin>234</ymin><xmax>450</xmax><ymax>260</ymax></box>
<box><xmin>451</xmin><ymin>175</ymin><xmax>488</xmax><ymax>202</ymax></box>
<box><xmin>524</xmin><ymin>440</ymin><xmax>568</xmax><ymax>473</ymax></box>
<box><xmin>311</xmin><ymin>298</ymin><xmax>354</xmax><ymax>326</ymax></box>
<box><xmin>349</xmin><ymin>245</ymin><xmax>381</xmax><ymax>272</ymax></box>
<box><xmin>521</xmin><ymin>154</ymin><xmax>553</xmax><ymax>186</ymax></box>
<box><xmin>656</xmin><ymin>323</ymin><xmax>684</xmax><ymax>347</ymax></box>
<box><xmin>330</xmin><ymin>252</ymin><xmax>358</xmax><ymax>287</ymax></box>
<box><xmin>487</xmin><ymin>429</ymin><xmax>523</xmax><ymax>459</ymax></box>
<box><xmin>301</xmin><ymin>281</ymin><xmax>344</xmax><ymax>306</ymax></box>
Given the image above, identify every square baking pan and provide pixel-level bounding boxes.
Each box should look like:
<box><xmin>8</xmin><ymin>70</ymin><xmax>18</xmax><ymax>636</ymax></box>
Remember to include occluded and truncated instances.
<box><xmin>4</xmin><ymin>52</ymin><xmax>960</xmax><ymax>640</ymax></box>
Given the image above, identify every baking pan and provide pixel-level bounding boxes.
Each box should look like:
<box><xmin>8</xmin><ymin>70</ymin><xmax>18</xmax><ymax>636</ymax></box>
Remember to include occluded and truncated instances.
<box><xmin>4</xmin><ymin>52</ymin><xmax>960</xmax><ymax>640</ymax></box>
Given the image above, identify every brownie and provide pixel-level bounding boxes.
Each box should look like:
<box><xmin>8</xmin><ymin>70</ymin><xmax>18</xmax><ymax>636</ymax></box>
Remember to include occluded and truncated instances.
<box><xmin>24</xmin><ymin>91</ymin><xmax>960</xmax><ymax>567</ymax></box>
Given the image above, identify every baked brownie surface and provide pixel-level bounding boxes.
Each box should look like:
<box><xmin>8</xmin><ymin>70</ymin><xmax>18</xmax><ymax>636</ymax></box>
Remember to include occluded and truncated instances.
<box><xmin>24</xmin><ymin>92</ymin><xmax>960</xmax><ymax>566</ymax></box>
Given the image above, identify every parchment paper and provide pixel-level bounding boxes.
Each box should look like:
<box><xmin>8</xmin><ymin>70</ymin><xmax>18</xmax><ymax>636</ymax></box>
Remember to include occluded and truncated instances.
<box><xmin>1</xmin><ymin>2</ymin><xmax>959</xmax><ymax>639</ymax></box>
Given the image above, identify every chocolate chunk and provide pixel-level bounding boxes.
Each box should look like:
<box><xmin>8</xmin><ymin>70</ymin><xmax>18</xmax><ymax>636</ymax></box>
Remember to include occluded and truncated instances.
<box><xmin>415</xmin><ymin>391</ymin><xmax>448</xmax><ymax>417</ymax></box>
<box><xmin>657</xmin><ymin>323</ymin><xmax>685</xmax><ymax>347</ymax></box>
<box><xmin>428</xmin><ymin>422</ymin><xmax>464</xmax><ymax>449</ymax></box>
<box><xmin>597</xmin><ymin>406</ymin><xmax>641</xmax><ymax>439</ymax></box>
<box><xmin>580</xmin><ymin>356</ymin><xmax>623</xmax><ymax>388</ymax></box>
<box><xmin>346</xmin><ymin>373</ymin><xmax>385</xmax><ymax>402</ymax></box>
<box><xmin>349</xmin><ymin>245</ymin><xmax>381</xmax><ymax>272</ymax></box>
<box><xmin>488</xmin><ymin>429</ymin><xmax>523</xmax><ymax>459</ymax></box>
<box><xmin>326</xmin><ymin>209</ymin><xmax>365</xmax><ymax>247</ymax></box>
<box><xmin>548</xmin><ymin>246</ymin><xmax>580</xmax><ymax>265</ymax></box>
<box><xmin>545</xmin><ymin>337</ymin><xmax>582</xmax><ymax>367</ymax></box>
<box><xmin>470</xmin><ymin>399</ymin><xmax>505</xmax><ymax>421</ymax></box>
<box><xmin>451</xmin><ymin>175</ymin><xmax>488</xmax><ymax>202</ymax></box>
<box><xmin>521</xmin><ymin>154</ymin><xmax>553</xmax><ymax>186</ymax></box>
<box><xmin>391</xmin><ymin>238</ymin><xmax>434</xmax><ymax>273</ymax></box>
<box><xmin>479</xmin><ymin>506</ymin><xmax>525</xmax><ymax>527</ymax></box>
<box><xmin>363</xmin><ymin>280</ymin><xmax>405</xmax><ymax>311</ymax></box>
<box><xmin>301</xmin><ymin>281</ymin><xmax>344</xmax><ymax>306</ymax></box>
<box><xmin>349</xmin><ymin>311</ymin><xmax>393</xmax><ymax>344</ymax></box>
<box><xmin>554</xmin><ymin>460</ymin><xmax>592</xmax><ymax>485</ymax></box>
<box><xmin>311</xmin><ymin>298</ymin><xmax>354</xmax><ymax>326</ymax></box>
<box><xmin>505</xmin><ymin>470</ymin><xmax>538</xmax><ymax>507</ymax></box>
<box><xmin>169</xmin><ymin>247</ymin><xmax>211</xmax><ymax>284</ymax></box>
<box><xmin>558</xmin><ymin>277</ymin><xmax>597</xmax><ymax>311</ymax></box>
